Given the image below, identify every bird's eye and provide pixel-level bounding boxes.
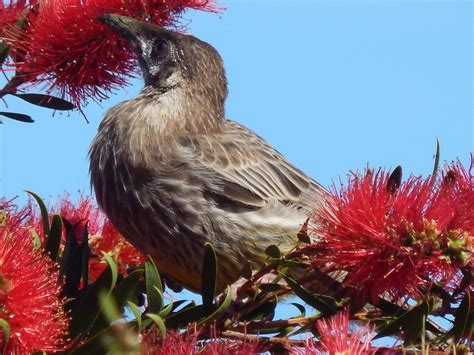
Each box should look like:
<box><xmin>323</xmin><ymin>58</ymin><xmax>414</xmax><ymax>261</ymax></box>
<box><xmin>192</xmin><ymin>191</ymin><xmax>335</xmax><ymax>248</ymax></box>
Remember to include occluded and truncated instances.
<box><xmin>151</xmin><ymin>39</ymin><xmax>169</xmax><ymax>60</ymax></box>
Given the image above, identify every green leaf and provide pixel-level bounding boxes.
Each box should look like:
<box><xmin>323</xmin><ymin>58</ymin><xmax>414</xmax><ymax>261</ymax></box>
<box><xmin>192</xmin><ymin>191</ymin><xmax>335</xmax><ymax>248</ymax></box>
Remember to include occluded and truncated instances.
<box><xmin>290</xmin><ymin>302</ymin><xmax>306</xmax><ymax>317</ymax></box>
<box><xmin>45</xmin><ymin>215</ymin><xmax>62</xmax><ymax>261</ymax></box>
<box><xmin>375</xmin><ymin>299</ymin><xmax>431</xmax><ymax>342</ymax></box>
<box><xmin>145</xmin><ymin>257</ymin><xmax>163</xmax><ymax>313</ymax></box>
<box><xmin>432</xmin><ymin>138</ymin><xmax>440</xmax><ymax>177</ymax></box>
<box><xmin>159</xmin><ymin>302</ymin><xmax>174</xmax><ymax>318</ymax></box>
<box><xmin>127</xmin><ymin>301</ymin><xmax>143</xmax><ymax>331</ymax></box>
<box><xmin>26</xmin><ymin>191</ymin><xmax>49</xmax><ymax>237</ymax></box>
<box><xmin>0</xmin><ymin>318</ymin><xmax>10</xmax><ymax>354</ymax></box>
<box><xmin>165</xmin><ymin>305</ymin><xmax>206</xmax><ymax>329</ymax></box>
<box><xmin>452</xmin><ymin>291</ymin><xmax>471</xmax><ymax>342</ymax></box>
<box><xmin>265</xmin><ymin>244</ymin><xmax>281</xmax><ymax>258</ymax></box>
<box><xmin>113</xmin><ymin>269</ymin><xmax>144</xmax><ymax>308</ymax></box>
<box><xmin>198</xmin><ymin>287</ymin><xmax>233</xmax><ymax>325</ymax></box>
<box><xmin>284</xmin><ymin>276</ymin><xmax>338</xmax><ymax>316</ymax></box>
<box><xmin>98</xmin><ymin>291</ymin><xmax>121</xmax><ymax>322</ymax></box>
<box><xmin>0</xmin><ymin>111</ymin><xmax>34</xmax><ymax>123</ymax></box>
<box><xmin>201</xmin><ymin>243</ymin><xmax>217</xmax><ymax>313</ymax></box>
<box><xmin>89</xmin><ymin>270</ymin><xmax>143</xmax><ymax>337</ymax></box>
<box><xmin>13</xmin><ymin>93</ymin><xmax>75</xmax><ymax>110</ymax></box>
<box><xmin>69</xmin><ymin>253</ymin><xmax>118</xmax><ymax>339</ymax></box>
<box><xmin>241</xmin><ymin>296</ymin><xmax>277</xmax><ymax>322</ymax></box>
<box><xmin>146</xmin><ymin>314</ymin><xmax>166</xmax><ymax>339</ymax></box>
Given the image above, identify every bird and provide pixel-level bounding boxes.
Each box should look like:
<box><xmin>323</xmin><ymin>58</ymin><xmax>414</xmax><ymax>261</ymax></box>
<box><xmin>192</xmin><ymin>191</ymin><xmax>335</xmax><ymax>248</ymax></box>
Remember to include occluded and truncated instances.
<box><xmin>89</xmin><ymin>14</ymin><xmax>326</xmax><ymax>293</ymax></box>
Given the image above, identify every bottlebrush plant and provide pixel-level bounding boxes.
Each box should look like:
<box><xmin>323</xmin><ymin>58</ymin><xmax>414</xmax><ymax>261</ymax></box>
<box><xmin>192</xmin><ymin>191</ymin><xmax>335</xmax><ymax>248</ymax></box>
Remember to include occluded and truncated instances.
<box><xmin>0</xmin><ymin>155</ymin><xmax>471</xmax><ymax>353</ymax></box>
<box><xmin>0</xmin><ymin>0</ymin><xmax>218</xmax><ymax>122</ymax></box>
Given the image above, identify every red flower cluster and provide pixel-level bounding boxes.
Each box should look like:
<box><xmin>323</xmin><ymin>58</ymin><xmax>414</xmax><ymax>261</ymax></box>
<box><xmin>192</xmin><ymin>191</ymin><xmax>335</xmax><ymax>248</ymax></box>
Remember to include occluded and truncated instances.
<box><xmin>0</xmin><ymin>0</ymin><xmax>28</xmax><ymax>33</ymax></box>
<box><xmin>141</xmin><ymin>325</ymin><xmax>259</xmax><ymax>354</ymax></box>
<box><xmin>0</xmin><ymin>0</ymin><xmax>219</xmax><ymax>106</ymax></box>
<box><xmin>308</xmin><ymin>158</ymin><xmax>473</xmax><ymax>303</ymax></box>
<box><xmin>41</xmin><ymin>194</ymin><xmax>146</xmax><ymax>282</ymax></box>
<box><xmin>302</xmin><ymin>310</ymin><xmax>375</xmax><ymax>354</ymax></box>
<box><xmin>0</xmin><ymin>201</ymin><xmax>68</xmax><ymax>353</ymax></box>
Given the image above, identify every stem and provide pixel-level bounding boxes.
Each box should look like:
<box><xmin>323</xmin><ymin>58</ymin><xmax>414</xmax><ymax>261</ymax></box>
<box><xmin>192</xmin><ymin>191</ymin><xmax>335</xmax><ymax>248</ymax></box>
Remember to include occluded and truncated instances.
<box><xmin>221</xmin><ymin>330</ymin><xmax>307</xmax><ymax>349</ymax></box>
<box><xmin>230</xmin><ymin>315</ymin><xmax>319</xmax><ymax>334</ymax></box>
<box><xmin>0</xmin><ymin>74</ymin><xmax>22</xmax><ymax>100</ymax></box>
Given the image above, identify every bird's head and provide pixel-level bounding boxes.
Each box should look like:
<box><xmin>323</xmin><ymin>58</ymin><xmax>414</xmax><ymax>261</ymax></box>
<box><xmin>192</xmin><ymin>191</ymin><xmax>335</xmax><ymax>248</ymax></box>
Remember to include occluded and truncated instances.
<box><xmin>99</xmin><ymin>14</ymin><xmax>228</xmax><ymax>104</ymax></box>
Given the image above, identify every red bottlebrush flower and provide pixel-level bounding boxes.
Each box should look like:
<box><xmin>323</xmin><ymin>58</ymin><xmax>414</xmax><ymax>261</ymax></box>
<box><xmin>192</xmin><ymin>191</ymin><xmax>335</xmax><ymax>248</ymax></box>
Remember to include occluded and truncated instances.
<box><xmin>0</xmin><ymin>201</ymin><xmax>68</xmax><ymax>353</ymax></box>
<box><xmin>0</xmin><ymin>0</ymin><xmax>28</xmax><ymax>34</ymax></box>
<box><xmin>3</xmin><ymin>0</ymin><xmax>219</xmax><ymax>107</ymax></box>
<box><xmin>142</xmin><ymin>324</ymin><xmax>259</xmax><ymax>354</ymax></box>
<box><xmin>88</xmin><ymin>219</ymin><xmax>146</xmax><ymax>281</ymax></box>
<box><xmin>307</xmin><ymin>158</ymin><xmax>473</xmax><ymax>303</ymax></box>
<box><xmin>310</xmin><ymin>310</ymin><xmax>376</xmax><ymax>355</ymax></box>
<box><xmin>141</xmin><ymin>327</ymin><xmax>199</xmax><ymax>354</ymax></box>
<box><xmin>38</xmin><ymin>194</ymin><xmax>145</xmax><ymax>282</ymax></box>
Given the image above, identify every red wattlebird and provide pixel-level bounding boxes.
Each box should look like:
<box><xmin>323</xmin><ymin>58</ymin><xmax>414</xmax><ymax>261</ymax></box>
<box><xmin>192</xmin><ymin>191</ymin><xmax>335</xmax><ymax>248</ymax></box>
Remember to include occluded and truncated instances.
<box><xmin>90</xmin><ymin>14</ymin><xmax>326</xmax><ymax>293</ymax></box>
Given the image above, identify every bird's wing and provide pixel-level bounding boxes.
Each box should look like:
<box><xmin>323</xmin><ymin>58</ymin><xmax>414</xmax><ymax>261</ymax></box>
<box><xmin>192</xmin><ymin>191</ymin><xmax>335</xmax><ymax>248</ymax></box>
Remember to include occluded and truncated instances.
<box><xmin>178</xmin><ymin>120</ymin><xmax>326</xmax><ymax>212</ymax></box>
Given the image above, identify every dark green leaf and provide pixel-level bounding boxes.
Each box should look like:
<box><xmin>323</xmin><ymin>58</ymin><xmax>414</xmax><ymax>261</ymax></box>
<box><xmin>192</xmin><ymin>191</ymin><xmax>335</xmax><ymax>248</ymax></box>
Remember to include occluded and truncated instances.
<box><xmin>89</xmin><ymin>269</ymin><xmax>144</xmax><ymax>337</ymax></box>
<box><xmin>432</xmin><ymin>138</ymin><xmax>440</xmax><ymax>177</ymax></box>
<box><xmin>201</xmin><ymin>243</ymin><xmax>217</xmax><ymax>313</ymax></box>
<box><xmin>297</xmin><ymin>218</ymin><xmax>311</xmax><ymax>244</ymax></box>
<box><xmin>165</xmin><ymin>305</ymin><xmax>206</xmax><ymax>329</ymax></box>
<box><xmin>198</xmin><ymin>286</ymin><xmax>233</xmax><ymax>326</ymax></box>
<box><xmin>98</xmin><ymin>291</ymin><xmax>121</xmax><ymax>322</ymax></box>
<box><xmin>145</xmin><ymin>257</ymin><xmax>163</xmax><ymax>313</ymax></box>
<box><xmin>285</xmin><ymin>276</ymin><xmax>338</xmax><ymax>316</ymax></box>
<box><xmin>452</xmin><ymin>291</ymin><xmax>471</xmax><ymax>342</ymax></box>
<box><xmin>81</xmin><ymin>225</ymin><xmax>90</xmax><ymax>287</ymax></box>
<box><xmin>169</xmin><ymin>300</ymin><xmax>189</xmax><ymax>313</ymax></box>
<box><xmin>69</xmin><ymin>254</ymin><xmax>118</xmax><ymax>339</ymax></box>
<box><xmin>26</xmin><ymin>191</ymin><xmax>49</xmax><ymax>237</ymax></box>
<box><xmin>113</xmin><ymin>269</ymin><xmax>144</xmax><ymax>308</ymax></box>
<box><xmin>265</xmin><ymin>244</ymin><xmax>281</xmax><ymax>258</ymax></box>
<box><xmin>0</xmin><ymin>318</ymin><xmax>10</xmax><ymax>354</ymax></box>
<box><xmin>45</xmin><ymin>215</ymin><xmax>62</xmax><ymax>261</ymax></box>
<box><xmin>0</xmin><ymin>111</ymin><xmax>33</xmax><ymax>123</ymax></box>
<box><xmin>241</xmin><ymin>296</ymin><xmax>277</xmax><ymax>322</ymax></box>
<box><xmin>13</xmin><ymin>93</ymin><xmax>75</xmax><ymax>110</ymax></box>
<box><xmin>290</xmin><ymin>303</ymin><xmax>306</xmax><ymax>317</ymax></box>
<box><xmin>259</xmin><ymin>283</ymin><xmax>285</xmax><ymax>293</ymax></box>
<box><xmin>387</xmin><ymin>166</ymin><xmax>402</xmax><ymax>193</ymax></box>
<box><xmin>147</xmin><ymin>314</ymin><xmax>166</xmax><ymax>339</ymax></box>
<box><xmin>375</xmin><ymin>300</ymin><xmax>431</xmax><ymax>341</ymax></box>
<box><xmin>240</xmin><ymin>261</ymin><xmax>252</xmax><ymax>280</ymax></box>
<box><xmin>61</xmin><ymin>220</ymin><xmax>84</xmax><ymax>296</ymax></box>
<box><xmin>0</xmin><ymin>43</ymin><xmax>10</xmax><ymax>66</ymax></box>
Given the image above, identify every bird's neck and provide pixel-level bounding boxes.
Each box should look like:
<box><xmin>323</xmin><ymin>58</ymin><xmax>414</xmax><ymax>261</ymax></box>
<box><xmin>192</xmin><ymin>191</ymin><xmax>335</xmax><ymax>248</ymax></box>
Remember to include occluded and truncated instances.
<box><xmin>135</xmin><ymin>85</ymin><xmax>225</xmax><ymax>136</ymax></box>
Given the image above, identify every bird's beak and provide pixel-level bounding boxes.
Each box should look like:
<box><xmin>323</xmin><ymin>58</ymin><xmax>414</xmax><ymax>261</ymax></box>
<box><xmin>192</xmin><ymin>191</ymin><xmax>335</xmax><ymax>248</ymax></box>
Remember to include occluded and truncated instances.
<box><xmin>98</xmin><ymin>13</ymin><xmax>171</xmax><ymax>46</ymax></box>
<box><xmin>98</xmin><ymin>14</ymin><xmax>143</xmax><ymax>43</ymax></box>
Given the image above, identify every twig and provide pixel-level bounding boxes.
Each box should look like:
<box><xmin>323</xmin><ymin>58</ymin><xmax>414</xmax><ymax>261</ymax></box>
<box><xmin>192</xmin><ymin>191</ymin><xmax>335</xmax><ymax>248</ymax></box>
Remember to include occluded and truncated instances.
<box><xmin>221</xmin><ymin>330</ymin><xmax>307</xmax><ymax>348</ymax></box>
<box><xmin>230</xmin><ymin>315</ymin><xmax>319</xmax><ymax>334</ymax></box>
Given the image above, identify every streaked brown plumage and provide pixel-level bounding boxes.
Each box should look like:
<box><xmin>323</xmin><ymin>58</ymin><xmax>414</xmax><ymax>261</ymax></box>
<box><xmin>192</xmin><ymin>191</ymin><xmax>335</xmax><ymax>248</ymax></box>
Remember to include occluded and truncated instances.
<box><xmin>90</xmin><ymin>14</ymin><xmax>326</xmax><ymax>292</ymax></box>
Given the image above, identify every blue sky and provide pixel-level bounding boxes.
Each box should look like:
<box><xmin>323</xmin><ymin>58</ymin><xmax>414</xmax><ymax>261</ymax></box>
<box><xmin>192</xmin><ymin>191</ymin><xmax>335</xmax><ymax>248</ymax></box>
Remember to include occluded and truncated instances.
<box><xmin>0</xmin><ymin>1</ymin><xmax>472</xmax><ymax>202</ymax></box>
